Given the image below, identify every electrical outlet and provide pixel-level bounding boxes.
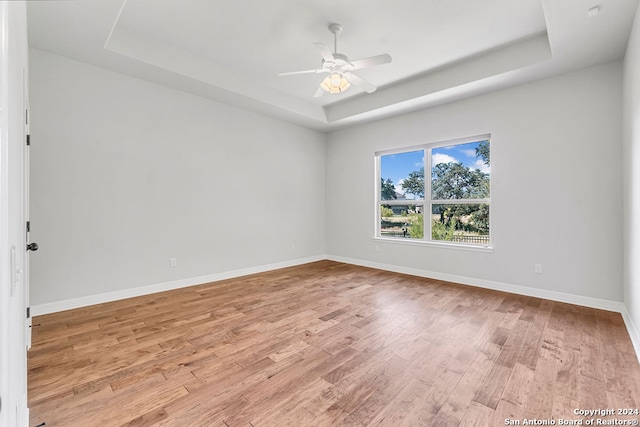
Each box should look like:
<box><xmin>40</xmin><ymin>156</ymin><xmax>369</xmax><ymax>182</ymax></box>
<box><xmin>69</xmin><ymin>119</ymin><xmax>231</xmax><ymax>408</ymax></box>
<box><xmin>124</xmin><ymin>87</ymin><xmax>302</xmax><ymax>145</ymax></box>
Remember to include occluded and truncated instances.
<box><xmin>534</xmin><ymin>264</ymin><xmax>542</xmax><ymax>274</ymax></box>
<box><xmin>170</xmin><ymin>258</ymin><xmax>177</xmax><ymax>268</ymax></box>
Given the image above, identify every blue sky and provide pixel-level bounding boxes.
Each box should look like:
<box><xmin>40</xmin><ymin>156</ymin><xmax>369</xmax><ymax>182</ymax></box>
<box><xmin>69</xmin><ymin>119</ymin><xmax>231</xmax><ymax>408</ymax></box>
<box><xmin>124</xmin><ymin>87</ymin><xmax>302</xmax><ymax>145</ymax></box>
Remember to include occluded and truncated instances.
<box><xmin>381</xmin><ymin>141</ymin><xmax>489</xmax><ymax>198</ymax></box>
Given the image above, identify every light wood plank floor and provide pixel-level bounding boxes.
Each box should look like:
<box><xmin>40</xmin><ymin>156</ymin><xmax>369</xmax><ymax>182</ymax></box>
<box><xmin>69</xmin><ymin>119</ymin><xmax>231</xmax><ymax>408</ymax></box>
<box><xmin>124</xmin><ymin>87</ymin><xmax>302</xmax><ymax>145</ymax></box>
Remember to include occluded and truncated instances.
<box><xmin>29</xmin><ymin>261</ymin><xmax>640</xmax><ymax>426</ymax></box>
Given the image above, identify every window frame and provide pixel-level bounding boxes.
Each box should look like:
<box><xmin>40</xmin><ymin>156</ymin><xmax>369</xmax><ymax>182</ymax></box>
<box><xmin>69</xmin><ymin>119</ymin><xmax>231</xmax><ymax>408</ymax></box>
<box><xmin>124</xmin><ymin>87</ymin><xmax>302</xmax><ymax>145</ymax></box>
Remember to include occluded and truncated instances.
<box><xmin>374</xmin><ymin>134</ymin><xmax>492</xmax><ymax>251</ymax></box>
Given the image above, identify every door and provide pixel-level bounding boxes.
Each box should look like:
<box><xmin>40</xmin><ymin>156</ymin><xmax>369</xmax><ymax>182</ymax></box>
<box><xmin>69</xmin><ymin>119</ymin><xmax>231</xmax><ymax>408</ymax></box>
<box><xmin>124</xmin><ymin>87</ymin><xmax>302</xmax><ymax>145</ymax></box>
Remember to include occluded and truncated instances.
<box><xmin>0</xmin><ymin>2</ymin><xmax>30</xmax><ymax>425</ymax></box>
<box><xmin>24</xmin><ymin>66</ymin><xmax>34</xmax><ymax>350</ymax></box>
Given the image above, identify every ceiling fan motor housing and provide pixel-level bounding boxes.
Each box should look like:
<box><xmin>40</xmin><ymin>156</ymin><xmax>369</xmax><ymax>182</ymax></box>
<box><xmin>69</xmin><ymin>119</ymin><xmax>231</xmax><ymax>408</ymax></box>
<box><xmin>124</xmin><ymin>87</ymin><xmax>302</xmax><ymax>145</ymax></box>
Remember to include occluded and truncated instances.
<box><xmin>322</xmin><ymin>53</ymin><xmax>352</xmax><ymax>74</ymax></box>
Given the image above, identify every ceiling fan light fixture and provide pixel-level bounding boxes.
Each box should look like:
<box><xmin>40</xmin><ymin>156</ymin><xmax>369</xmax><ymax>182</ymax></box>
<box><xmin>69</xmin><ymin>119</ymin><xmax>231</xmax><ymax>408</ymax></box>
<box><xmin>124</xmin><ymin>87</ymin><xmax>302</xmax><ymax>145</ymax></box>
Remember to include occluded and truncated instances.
<box><xmin>321</xmin><ymin>72</ymin><xmax>350</xmax><ymax>94</ymax></box>
<box><xmin>279</xmin><ymin>23</ymin><xmax>391</xmax><ymax>97</ymax></box>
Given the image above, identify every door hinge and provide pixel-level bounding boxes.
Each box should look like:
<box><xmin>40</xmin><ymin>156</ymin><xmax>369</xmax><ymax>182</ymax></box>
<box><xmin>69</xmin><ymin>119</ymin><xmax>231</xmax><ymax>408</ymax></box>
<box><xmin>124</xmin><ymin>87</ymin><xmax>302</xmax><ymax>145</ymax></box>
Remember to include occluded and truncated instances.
<box><xmin>26</xmin><ymin>221</ymin><xmax>30</xmax><ymax>233</ymax></box>
<box><xmin>26</xmin><ymin>134</ymin><xmax>30</xmax><ymax>146</ymax></box>
<box><xmin>26</xmin><ymin>307</ymin><xmax>30</xmax><ymax>319</ymax></box>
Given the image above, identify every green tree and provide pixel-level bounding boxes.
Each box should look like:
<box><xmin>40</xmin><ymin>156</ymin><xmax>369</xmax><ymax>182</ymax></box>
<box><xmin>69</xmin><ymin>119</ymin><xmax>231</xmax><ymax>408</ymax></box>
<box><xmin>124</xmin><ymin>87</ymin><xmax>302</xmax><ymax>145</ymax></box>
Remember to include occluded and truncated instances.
<box><xmin>470</xmin><ymin>204</ymin><xmax>490</xmax><ymax>234</ymax></box>
<box><xmin>475</xmin><ymin>140</ymin><xmax>490</xmax><ymax>167</ymax></box>
<box><xmin>381</xmin><ymin>178</ymin><xmax>397</xmax><ymax>200</ymax></box>
<box><xmin>432</xmin><ymin>218</ymin><xmax>456</xmax><ymax>241</ymax></box>
<box><xmin>401</xmin><ymin>168</ymin><xmax>424</xmax><ymax>198</ymax></box>
<box><xmin>431</xmin><ymin>162</ymin><xmax>489</xmax><ymax>200</ymax></box>
<box><xmin>408</xmin><ymin>213</ymin><xmax>423</xmax><ymax>238</ymax></box>
<box><xmin>380</xmin><ymin>206</ymin><xmax>394</xmax><ymax>217</ymax></box>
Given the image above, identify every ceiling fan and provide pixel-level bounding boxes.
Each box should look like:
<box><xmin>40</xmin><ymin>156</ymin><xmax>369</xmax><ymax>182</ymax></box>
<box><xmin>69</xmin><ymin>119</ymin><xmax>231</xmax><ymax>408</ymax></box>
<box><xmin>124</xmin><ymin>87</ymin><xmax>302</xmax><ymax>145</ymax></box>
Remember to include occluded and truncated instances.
<box><xmin>278</xmin><ymin>23</ymin><xmax>392</xmax><ymax>97</ymax></box>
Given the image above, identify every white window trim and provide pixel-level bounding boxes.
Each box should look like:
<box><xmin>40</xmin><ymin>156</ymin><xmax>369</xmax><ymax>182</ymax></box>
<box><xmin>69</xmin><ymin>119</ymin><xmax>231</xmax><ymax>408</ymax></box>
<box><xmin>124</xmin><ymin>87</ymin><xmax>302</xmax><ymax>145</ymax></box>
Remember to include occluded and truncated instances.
<box><xmin>375</xmin><ymin>134</ymin><xmax>492</xmax><ymax>250</ymax></box>
<box><xmin>373</xmin><ymin>236</ymin><xmax>494</xmax><ymax>252</ymax></box>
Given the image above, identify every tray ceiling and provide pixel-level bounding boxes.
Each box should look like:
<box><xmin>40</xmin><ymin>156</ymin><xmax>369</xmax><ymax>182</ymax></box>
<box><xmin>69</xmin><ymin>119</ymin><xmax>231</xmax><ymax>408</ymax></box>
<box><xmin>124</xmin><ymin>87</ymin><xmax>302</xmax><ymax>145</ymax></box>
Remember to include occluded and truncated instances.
<box><xmin>27</xmin><ymin>0</ymin><xmax>639</xmax><ymax>131</ymax></box>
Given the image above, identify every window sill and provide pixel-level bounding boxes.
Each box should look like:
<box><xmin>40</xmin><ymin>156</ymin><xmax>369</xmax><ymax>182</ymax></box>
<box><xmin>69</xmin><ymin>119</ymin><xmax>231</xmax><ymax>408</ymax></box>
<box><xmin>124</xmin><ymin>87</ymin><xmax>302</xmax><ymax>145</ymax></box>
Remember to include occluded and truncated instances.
<box><xmin>373</xmin><ymin>236</ymin><xmax>494</xmax><ymax>253</ymax></box>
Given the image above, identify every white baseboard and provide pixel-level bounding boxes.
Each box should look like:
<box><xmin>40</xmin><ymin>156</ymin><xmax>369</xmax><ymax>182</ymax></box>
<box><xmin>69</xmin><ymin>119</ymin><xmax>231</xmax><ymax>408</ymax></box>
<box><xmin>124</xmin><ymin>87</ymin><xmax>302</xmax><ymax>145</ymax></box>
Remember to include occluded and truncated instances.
<box><xmin>326</xmin><ymin>255</ymin><xmax>627</xmax><ymax>313</ymax></box>
<box><xmin>31</xmin><ymin>255</ymin><xmax>326</xmax><ymax>316</ymax></box>
<box><xmin>620</xmin><ymin>307</ymin><xmax>640</xmax><ymax>363</ymax></box>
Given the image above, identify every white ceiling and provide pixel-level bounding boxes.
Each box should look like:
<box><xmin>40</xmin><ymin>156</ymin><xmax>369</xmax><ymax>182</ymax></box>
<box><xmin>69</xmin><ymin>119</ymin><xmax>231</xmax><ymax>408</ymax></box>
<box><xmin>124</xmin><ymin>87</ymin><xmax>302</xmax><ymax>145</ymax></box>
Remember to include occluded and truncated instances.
<box><xmin>26</xmin><ymin>0</ymin><xmax>639</xmax><ymax>131</ymax></box>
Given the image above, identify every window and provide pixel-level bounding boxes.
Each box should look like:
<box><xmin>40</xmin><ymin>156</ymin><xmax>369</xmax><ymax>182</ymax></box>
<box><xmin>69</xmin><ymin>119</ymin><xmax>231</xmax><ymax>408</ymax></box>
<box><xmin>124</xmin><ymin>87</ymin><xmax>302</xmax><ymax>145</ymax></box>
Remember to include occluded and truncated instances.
<box><xmin>376</xmin><ymin>135</ymin><xmax>491</xmax><ymax>248</ymax></box>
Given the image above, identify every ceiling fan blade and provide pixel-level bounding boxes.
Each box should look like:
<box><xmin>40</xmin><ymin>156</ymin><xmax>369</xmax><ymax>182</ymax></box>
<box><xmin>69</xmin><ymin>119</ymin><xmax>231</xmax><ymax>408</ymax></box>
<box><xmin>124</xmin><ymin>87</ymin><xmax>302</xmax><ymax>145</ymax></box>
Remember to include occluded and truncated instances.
<box><xmin>350</xmin><ymin>54</ymin><xmax>392</xmax><ymax>70</ymax></box>
<box><xmin>278</xmin><ymin>69</ymin><xmax>325</xmax><ymax>76</ymax></box>
<box><xmin>313</xmin><ymin>85</ymin><xmax>325</xmax><ymax>98</ymax></box>
<box><xmin>313</xmin><ymin>42</ymin><xmax>335</xmax><ymax>62</ymax></box>
<box><xmin>345</xmin><ymin>72</ymin><xmax>377</xmax><ymax>93</ymax></box>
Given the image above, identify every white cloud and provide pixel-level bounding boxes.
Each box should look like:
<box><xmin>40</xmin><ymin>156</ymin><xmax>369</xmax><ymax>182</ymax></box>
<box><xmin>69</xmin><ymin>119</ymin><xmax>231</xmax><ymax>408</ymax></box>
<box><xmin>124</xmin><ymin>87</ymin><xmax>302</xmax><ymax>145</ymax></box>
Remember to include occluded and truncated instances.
<box><xmin>432</xmin><ymin>153</ymin><xmax>458</xmax><ymax>165</ymax></box>
<box><xmin>474</xmin><ymin>159</ymin><xmax>490</xmax><ymax>173</ymax></box>
<box><xmin>461</xmin><ymin>148</ymin><xmax>476</xmax><ymax>157</ymax></box>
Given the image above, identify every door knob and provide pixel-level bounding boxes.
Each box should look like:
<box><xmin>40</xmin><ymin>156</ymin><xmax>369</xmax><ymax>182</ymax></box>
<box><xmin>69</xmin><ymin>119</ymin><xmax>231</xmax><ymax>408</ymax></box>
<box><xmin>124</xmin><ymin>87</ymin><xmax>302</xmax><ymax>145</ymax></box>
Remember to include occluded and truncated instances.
<box><xmin>27</xmin><ymin>243</ymin><xmax>38</xmax><ymax>252</ymax></box>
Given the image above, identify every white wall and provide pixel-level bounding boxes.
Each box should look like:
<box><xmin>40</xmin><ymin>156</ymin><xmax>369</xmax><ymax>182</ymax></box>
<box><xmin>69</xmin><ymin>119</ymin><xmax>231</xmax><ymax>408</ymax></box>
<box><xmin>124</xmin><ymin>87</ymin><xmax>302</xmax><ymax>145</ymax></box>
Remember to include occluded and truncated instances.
<box><xmin>29</xmin><ymin>48</ymin><xmax>326</xmax><ymax>308</ymax></box>
<box><xmin>29</xmin><ymin>45</ymin><xmax>628</xmax><ymax>317</ymax></box>
<box><xmin>326</xmin><ymin>62</ymin><xmax>623</xmax><ymax>303</ymax></box>
<box><xmin>623</xmin><ymin>5</ymin><xmax>640</xmax><ymax>348</ymax></box>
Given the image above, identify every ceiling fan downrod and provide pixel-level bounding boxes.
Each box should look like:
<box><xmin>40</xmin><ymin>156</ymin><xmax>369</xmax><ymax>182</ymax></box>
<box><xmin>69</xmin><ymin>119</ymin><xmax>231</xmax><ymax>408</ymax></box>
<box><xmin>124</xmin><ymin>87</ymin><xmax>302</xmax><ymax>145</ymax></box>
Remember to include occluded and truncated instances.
<box><xmin>328</xmin><ymin>23</ymin><xmax>342</xmax><ymax>54</ymax></box>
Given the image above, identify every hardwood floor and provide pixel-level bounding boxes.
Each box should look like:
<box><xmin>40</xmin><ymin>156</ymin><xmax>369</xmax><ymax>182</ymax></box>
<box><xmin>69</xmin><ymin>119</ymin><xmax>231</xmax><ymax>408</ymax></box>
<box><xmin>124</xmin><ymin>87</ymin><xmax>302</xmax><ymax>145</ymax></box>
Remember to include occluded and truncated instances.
<box><xmin>28</xmin><ymin>261</ymin><xmax>640</xmax><ymax>426</ymax></box>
